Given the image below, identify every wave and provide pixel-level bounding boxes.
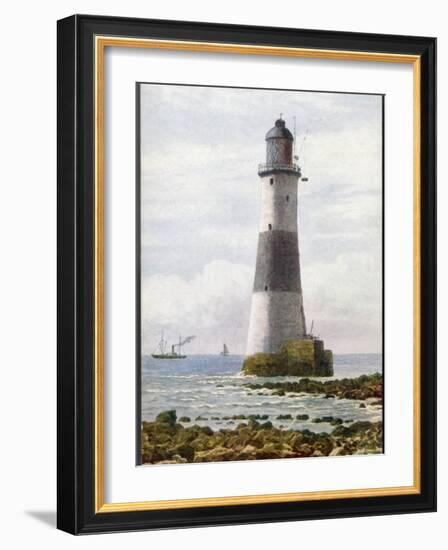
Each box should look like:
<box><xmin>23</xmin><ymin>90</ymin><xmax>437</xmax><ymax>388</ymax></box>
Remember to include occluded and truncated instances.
<box><xmin>141</xmin><ymin>357</ymin><xmax>384</xmax><ymax>430</ymax></box>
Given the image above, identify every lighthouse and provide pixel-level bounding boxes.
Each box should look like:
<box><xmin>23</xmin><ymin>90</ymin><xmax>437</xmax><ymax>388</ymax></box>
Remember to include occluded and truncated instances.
<box><xmin>243</xmin><ymin>117</ymin><xmax>333</xmax><ymax>376</ymax></box>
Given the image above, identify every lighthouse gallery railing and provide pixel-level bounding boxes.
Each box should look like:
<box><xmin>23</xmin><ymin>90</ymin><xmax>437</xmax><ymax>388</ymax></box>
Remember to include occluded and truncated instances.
<box><xmin>258</xmin><ymin>162</ymin><xmax>301</xmax><ymax>175</ymax></box>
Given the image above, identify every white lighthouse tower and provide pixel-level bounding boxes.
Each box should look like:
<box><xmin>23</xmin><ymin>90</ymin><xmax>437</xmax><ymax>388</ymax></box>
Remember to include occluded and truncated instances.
<box><xmin>246</xmin><ymin>117</ymin><xmax>305</xmax><ymax>355</ymax></box>
<box><xmin>243</xmin><ymin>117</ymin><xmax>332</xmax><ymax>376</ymax></box>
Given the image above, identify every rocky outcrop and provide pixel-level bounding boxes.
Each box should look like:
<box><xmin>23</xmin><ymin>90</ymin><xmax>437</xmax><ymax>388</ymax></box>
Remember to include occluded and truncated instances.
<box><xmin>242</xmin><ymin>338</ymin><xmax>333</xmax><ymax>376</ymax></box>
<box><xmin>244</xmin><ymin>373</ymin><xmax>383</xmax><ymax>401</ymax></box>
<box><xmin>141</xmin><ymin>410</ymin><xmax>383</xmax><ymax>465</ymax></box>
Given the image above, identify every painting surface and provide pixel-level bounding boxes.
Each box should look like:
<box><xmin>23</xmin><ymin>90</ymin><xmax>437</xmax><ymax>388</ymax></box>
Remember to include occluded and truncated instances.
<box><xmin>138</xmin><ymin>83</ymin><xmax>383</xmax><ymax>465</ymax></box>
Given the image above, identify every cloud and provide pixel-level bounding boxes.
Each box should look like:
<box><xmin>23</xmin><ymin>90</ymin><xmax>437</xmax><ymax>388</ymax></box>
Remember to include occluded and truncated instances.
<box><xmin>142</xmin><ymin>260</ymin><xmax>254</xmax><ymax>354</ymax></box>
<box><xmin>302</xmin><ymin>251</ymin><xmax>382</xmax><ymax>353</ymax></box>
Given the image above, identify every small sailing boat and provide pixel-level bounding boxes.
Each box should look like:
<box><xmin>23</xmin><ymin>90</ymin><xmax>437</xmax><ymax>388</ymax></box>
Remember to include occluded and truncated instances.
<box><xmin>152</xmin><ymin>333</ymin><xmax>195</xmax><ymax>359</ymax></box>
<box><xmin>220</xmin><ymin>343</ymin><xmax>230</xmax><ymax>356</ymax></box>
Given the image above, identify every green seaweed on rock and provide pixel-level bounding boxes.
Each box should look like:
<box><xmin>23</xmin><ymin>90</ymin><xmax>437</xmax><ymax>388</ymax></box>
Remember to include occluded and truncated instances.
<box><xmin>141</xmin><ymin>410</ymin><xmax>383</xmax><ymax>465</ymax></box>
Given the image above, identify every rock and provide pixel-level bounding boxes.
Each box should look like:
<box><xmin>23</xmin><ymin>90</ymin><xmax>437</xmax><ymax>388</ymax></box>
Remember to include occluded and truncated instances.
<box><xmin>276</xmin><ymin>414</ymin><xmax>293</xmax><ymax>420</ymax></box>
<box><xmin>225</xmin><ymin>435</ymin><xmax>242</xmax><ymax>449</ymax></box>
<box><xmin>194</xmin><ymin>446</ymin><xmax>233</xmax><ymax>462</ymax></box>
<box><xmin>172</xmin><ymin>454</ymin><xmax>188</xmax><ymax>463</ymax></box>
<box><xmin>242</xmin><ymin>340</ymin><xmax>333</xmax><ymax>377</ymax></box>
<box><xmin>251</xmin><ymin>431</ymin><xmax>265</xmax><ymax>448</ymax></box>
<box><xmin>195</xmin><ymin>415</ymin><xmax>209</xmax><ymax>420</ymax></box>
<box><xmin>141</xmin><ymin>412</ymin><xmax>383</xmax><ymax>466</ymax></box>
<box><xmin>330</xmin><ymin>418</ymin><xmax>343</xmax><ymax>426</ymax></box>
<box><xmin>295</xmin><ymin>444</ymin><xmax>313</xmax><ymax>457</ymax></box>
<box><xmin>241</xmin><ymin>444</ymin><xmax>257</xmax><ymax>455</ymax></box>
<box><xmin>243</xmin><ymin>373</ymin><xmax>383</xmax><ymax>401</ymax></box>
<box><xmin>296</xmin><ymin>414</ymin><xmax>309</xmax><ymax>420</ymax></box>
<box><xmin>190</xmin><ymin>434</ymin><xmax>209</xmax><ymax>451</ymax></box>
<box><xmin>248</xmin><ymin>418</ymin><xmax>261</xmax><ymax>430</ymax></box>
<box><xmin>289</xmin><ymin>434</ymin><xmax>304</xmax><ymax>451</ymax></box>
<box><xmin>340</xmin><ymin>421</ymin><xmax>373</xmax><ymax>436</ymax></box>
<box><xmin>152</xmin><ymin>432</ymin><xmax>173</xmax><ymax>445</ymax></box>
<box><xmin>331</xmin><ymin>425</ymin><xmax>351</xmax><ymax>437</ymax></box>
<box><xmin>329</xmin><ymin>447</ymin><xmax>344</xmax><ymax>456</ymax></box>
<box><xmin>200</xmin><ymin>426</ymin><xmax>214</xmax><ymax>436</ymax></box>
<box><xmin>155</xmin><ymin>410</ymin><xmax>177</xmax><ymax>426</ymax></box>
<box><xmin>178</xmin><ymin>416</ymin><xmax>191</xmax><ymax>423</ymax></box>
<box><xmin>173</xmin><ymin>444</ymin><xmax>195</xmax><ymax>461</ymax></box>
<box><xmin>255</xmin><ymin>442</ymin><xmax>283</xmax><ymax>460</ymax></box>
<box><xmin>359</xmin><ymin>403</ymin><xmax>366</xmax><ymax>408</ymax></box>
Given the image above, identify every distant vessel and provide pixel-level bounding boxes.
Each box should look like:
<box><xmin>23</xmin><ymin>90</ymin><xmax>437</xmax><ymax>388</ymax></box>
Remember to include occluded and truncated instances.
<box><xmin>220</xmin><ymin>343</ymin><xmax>230</xmax><ymax>356</ymax></box>
<box><xmin>152</xmin><ymin>333</ymin><xmax>195</xmax><ymax>359</ymax></box>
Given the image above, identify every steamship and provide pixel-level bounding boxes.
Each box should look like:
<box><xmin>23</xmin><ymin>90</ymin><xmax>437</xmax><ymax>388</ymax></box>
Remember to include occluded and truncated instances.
<box><xmin>151</xmin><ymin>333</ymin><xmax>195</xmax><ymax>359</ymax></box>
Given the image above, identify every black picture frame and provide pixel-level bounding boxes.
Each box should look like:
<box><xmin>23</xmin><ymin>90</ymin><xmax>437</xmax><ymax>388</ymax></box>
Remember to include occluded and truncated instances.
<box><xmin>57</xmin><ymin>14</ymin><xmax>436</xmax><ymax>534</ymax></box>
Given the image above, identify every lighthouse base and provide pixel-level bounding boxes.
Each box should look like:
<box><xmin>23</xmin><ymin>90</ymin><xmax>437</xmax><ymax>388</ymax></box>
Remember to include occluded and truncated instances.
<box><xmin>242</xmin><ymin>338</ymin><xmax>333</xmax><ymax>377</ymax></box>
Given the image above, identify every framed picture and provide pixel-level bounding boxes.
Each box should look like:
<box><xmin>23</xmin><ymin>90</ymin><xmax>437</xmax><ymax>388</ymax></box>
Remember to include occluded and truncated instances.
<box><xmin>57</xmin><ymin>15</ymin><xmax>436</xmax><ymax>534</ymax></box>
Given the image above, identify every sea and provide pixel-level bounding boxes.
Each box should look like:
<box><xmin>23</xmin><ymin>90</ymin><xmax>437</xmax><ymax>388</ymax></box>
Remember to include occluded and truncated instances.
<box><xmin>141</xmin><ymin>354</ymin><xmax>383</xmax><ymax>433</ymax></box>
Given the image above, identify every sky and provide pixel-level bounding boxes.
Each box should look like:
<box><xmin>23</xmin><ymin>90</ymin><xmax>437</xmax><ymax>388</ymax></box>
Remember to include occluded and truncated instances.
<box><xmin>139</xmin><ymin>83</ymin><xmax>383</xmax><ymax>356</ymax></box>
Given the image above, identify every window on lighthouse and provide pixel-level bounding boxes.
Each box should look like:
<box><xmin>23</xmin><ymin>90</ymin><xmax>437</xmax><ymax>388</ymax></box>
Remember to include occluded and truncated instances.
<box><xmin>286</xmin><ymin>195</ymin><xmax>290</xmax><ymax>202</ymax></box>
<box><xmin>268</xmin><ymin>223</ymin><xmax>272</xmax><ymax>231</ymax></box>
<box><xmin>270</xmin><ymin>178</ymin><xmax>274</xmax><ymax>185</ymax></box>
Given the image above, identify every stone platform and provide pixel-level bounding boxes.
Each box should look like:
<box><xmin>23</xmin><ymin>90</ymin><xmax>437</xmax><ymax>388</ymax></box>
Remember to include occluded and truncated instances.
<box><xmin>242</xmin><ymin>338</ymin><xmax>333</xmax><ymax>377</ymax></box>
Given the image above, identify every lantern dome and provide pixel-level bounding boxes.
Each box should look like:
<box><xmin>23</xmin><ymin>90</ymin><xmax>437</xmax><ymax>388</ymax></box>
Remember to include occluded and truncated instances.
<box><xmin>265</xmin><ymin>118</ymin><xmax>294</xmax><ymax>140</ymax></box>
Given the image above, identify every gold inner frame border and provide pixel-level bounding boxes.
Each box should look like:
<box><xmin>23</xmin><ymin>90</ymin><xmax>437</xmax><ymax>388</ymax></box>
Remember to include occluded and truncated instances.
<box><xmin>94</xmin><ymin>36</ymin><xmax>421</xmax><ymax>513</ymax></box>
